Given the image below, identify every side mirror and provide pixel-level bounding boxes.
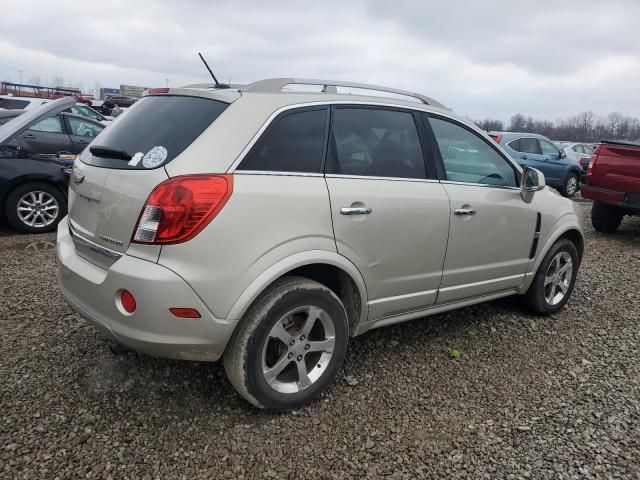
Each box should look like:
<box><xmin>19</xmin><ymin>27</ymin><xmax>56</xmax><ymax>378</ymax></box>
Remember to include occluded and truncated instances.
<box><xmin>521</xmin><ymin>167</ymin><xmax>545</xmax><ymax>202</ymax></box>
<box><xmin>559</xmin><ymin>150</ymin><xmax>567</xmax><ymax>159</ymax></box>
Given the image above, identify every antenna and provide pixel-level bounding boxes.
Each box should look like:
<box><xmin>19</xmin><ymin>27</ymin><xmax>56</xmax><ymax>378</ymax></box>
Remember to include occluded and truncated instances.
<box><xmin>198</xmin><ymin>52</ymin><xmax>229</xmax><ymax>89</ymax></box>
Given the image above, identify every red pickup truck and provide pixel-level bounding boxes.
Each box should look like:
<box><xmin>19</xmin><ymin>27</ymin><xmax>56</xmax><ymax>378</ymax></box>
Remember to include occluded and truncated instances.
<box><xmin>582</xmin><ymin>140</ymin><xmax>640</xmax><ymax>232</ymax></box>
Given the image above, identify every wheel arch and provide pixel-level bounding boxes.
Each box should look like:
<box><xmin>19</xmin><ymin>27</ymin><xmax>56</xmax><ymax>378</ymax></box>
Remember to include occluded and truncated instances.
<box><xmin>533</xmin><ymin>218</ymin><xmax>585</xmax><ymax>273</ymax></box>
<box><xmin>226</xmin><ymin>251</ymin><xmax>368</xmax><ymax>337</ymax></box>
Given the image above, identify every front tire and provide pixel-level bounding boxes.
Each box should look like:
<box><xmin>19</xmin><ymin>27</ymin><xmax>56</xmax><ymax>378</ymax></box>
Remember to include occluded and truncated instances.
<box><xmin>224</xmin><ymin>277</ymin><xmax>349</xmax><ymax>410</ymax></box>
<box><xmin>591</xmin><ymin>202</ymin><xmax>623</xmax><ymax>233</ymax></box>
<box><xmin>5</xmin><ymin>182</ymin><xmax>66</xmax><ymax>234</ymax></box>
<box><xmin>523</xmin><ymin>239</ymin><xmax>579</xmax><ymax>315</ymax></box>
<box><xmin>561</xmin><ymin>173</ymin><xmax>579</xmax><ymax>198</ymax></box>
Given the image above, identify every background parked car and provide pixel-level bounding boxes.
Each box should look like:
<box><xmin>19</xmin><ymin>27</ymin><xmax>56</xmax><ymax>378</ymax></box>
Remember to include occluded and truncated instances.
<box><xmin>489</xmin><ymin>132</ymin><xmax>583</xmax><ymax>197</ymax></box>
<box><xmin>581</xmin><ymin>140</ymin><xmax>640</xmax><ymax>232</ymax></box>
<box><xmin>557</xmin><ymin>142</ymin><xmax>593</xmax><ymax>179</ymax></box>
<box><xmin>0</xmin><ymin>108</ymin><xmax>105</xmax><ymax>155</ymax></box>
<box><xmin>0</xmin><ymin>97</ymin><xmax>78</xmax><ymax>233</ymax></box>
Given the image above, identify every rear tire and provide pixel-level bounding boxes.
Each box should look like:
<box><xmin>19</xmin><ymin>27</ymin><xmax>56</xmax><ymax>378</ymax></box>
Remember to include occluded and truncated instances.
<box><xmin>4</xmin><ymin>182</ymin><xmax>66</xmax><ymax>234</ymax></box>
<box><xmin>224</xmin><ymin>276</ymin><xmax>349</xmax><ymax>410</ymax></box>
<box><xmin>561</xmin><ymin>173</ymin><xmax>579</xmax><ymax>198</ymax></box>
<box><xmin>591</xmin><ymin>202</ymin><xmax>623</xmax><ymax>233</ymax></box>
<box><xmin>523</xmin><ymin>239</ymin><xmax>579</xmax><ymax>315</ymax></box>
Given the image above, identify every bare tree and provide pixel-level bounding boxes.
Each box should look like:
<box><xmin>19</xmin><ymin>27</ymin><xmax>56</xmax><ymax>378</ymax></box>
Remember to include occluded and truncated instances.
<box><xmin>509</xmin><ymin>114</ymin><xmax>527</xmax><ymax>131</ymax></box>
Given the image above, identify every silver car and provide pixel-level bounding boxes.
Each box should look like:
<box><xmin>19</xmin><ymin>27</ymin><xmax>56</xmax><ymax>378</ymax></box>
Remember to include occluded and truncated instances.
<box><xmin>57</xmin><ymin>79</ymin><xmax>585</xmax><ymax>410</ymax></box>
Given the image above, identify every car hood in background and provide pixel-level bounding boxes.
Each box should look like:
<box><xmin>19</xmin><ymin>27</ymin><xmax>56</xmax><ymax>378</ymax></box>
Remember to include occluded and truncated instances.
<box><xmin>0</xmin><ymin>97</ymin><xmax>76</xmax><ymax>147</ymax></box>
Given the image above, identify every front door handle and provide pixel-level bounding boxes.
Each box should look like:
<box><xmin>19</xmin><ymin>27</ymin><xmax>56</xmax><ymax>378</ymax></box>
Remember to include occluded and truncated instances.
<box><xmin>521</xmin><ymin>155</ymin><xmax>528</xmax><ymax>160</ymax></box>
<box><xmin>454</xmin><ymin>208</ymin><xmax>476</xmax><ymax>216</ymax></box>
<box><xmin>340</xmin><ymin>207</ymin><xmax>372</xmax><ymax>216</ymax></box>
<box><xmin>24</xmin><ymin>133</ymin><xmax>36</xmax><ymax>139</ymax></box>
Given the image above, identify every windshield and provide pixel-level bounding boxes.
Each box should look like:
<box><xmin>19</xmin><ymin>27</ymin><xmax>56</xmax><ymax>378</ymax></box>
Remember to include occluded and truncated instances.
<box><xmin>80</xmin><ymin>95</ymin><xmax>228</xmax><ymax>169</ymax></box>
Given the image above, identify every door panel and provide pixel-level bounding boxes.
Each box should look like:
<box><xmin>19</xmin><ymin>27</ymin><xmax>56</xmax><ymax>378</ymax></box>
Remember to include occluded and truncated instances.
<box><xmin>426</xmin><ymin>116</ymin><xmax>537</xmax><ymax>304</ymax></box>
<box><xmin>18</xmin><ymin>131</ymin><xmax>72</xmax><ymax>154</ymax></box>
<box><xmin>438</xmin><ymin>184</ymin><xmax>537</xmax><ymax>303</ymax></box>
<box><xmin>326</xmin><ymin>177</ymin><xmax>450</xmax><ymax>320</ymax></box>
<box><xmin>538</xmin><ymin>139</ymin><xmax>565</xmax><ymax>184</ymax></box>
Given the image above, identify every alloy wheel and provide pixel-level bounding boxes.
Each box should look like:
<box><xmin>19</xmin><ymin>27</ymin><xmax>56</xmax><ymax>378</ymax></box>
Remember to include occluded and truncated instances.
<box><xmin>543</xmin><ymin>251</ymin><xmax>573</xmax><ymax>305</ymax></box>
<box><xmin>261</xmin><ymin>305</ymin><xmax>336</xmax><ymax>394</ymax></box>
<box><xmin>17</xmin><ymin>191</ymin><xmax>59</xmax><ymax>228</ymax></box>
<box><xmin>566</xmin><ymin>176</ymin><xmax>578</xmax><ymax>196</ymax></box>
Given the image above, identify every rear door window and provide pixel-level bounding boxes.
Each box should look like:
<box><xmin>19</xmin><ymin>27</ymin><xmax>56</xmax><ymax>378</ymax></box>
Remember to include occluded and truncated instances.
<box><xmin>326</xmin><ymin>107</ymin><xmax>426</xmax><ymax>179</ymax></box>
<box><xmin>238</xmin><ymin>107</ymin><xmax>328</xmax><ymax>173</ymax></box>
<box><xmin>519</xmin><ymin>138</ymin><xmax>540</xmax><ymax>154</ymax></box>
<box><xmin>81</xmin><ymin>95</ymin><xmax>228</xmax><ymax>169</ymax></box>
<box><xmin>28</xmin><ymin>116</ymin><xmax>64</xmax><ymax>133</ymax></box>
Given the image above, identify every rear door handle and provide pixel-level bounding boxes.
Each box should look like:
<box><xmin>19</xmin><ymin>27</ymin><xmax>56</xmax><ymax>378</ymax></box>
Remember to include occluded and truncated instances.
<box><xmin>24</xmin><ymin>133</ymin><xmax>36</xmax><ymax>139</ymax></box>
<box><xmin>454</xmin><ymin>208</ymin><xmax>476</xmax><ymax>216</ymax></box>
<box><xmin>521</xmin><ymin>155</ymin><xmax>528</xmax><ymax>160</ymax></box>
<box><xmin>340</xmin><ymin>207</ymin><xmax>372</xmax><ymax>215</ymax></box>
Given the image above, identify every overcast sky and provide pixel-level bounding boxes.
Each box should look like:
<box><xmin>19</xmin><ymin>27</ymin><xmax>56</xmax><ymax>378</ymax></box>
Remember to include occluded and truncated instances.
<box><xmin>2</xmin><ymin>0</ymin><xmax>639</xmax><ymax>121</ymax></box>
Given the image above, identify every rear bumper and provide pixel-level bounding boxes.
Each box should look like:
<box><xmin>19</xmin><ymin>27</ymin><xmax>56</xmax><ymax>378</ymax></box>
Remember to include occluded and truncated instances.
<box><xmin>581</xmin><ymin>185</ymin><xmax>640</xmax><ymax>213</ymax></box>
<box><xmin>56</xmin><ymin>217</ymin><xmax>236</xmax><ymax>361</ymax></box>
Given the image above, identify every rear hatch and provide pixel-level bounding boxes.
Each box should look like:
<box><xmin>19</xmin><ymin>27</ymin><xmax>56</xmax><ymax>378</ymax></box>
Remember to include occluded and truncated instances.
<box><xmin>67</xmin><ymin>93</ymin><xmax>231</xmax><ymax>268</ymax></box>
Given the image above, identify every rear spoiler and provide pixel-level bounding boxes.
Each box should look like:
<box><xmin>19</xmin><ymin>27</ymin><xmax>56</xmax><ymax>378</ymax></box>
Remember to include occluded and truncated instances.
<box><xmin>599</xmin><ymin>139</ymin><xmax>640</xmax><ymax>148</ymax></box>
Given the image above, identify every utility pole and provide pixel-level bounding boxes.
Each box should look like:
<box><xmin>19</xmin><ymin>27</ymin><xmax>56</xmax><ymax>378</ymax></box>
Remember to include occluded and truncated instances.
<box><xmin>19</xmin><ymin>70</ymin><xmax>23</xmax><ymax>84</ymax></box>
<box><xmin>165</xmin><ymin>78</ymin><xmax>169</xmax><ymax>88</ymax></box>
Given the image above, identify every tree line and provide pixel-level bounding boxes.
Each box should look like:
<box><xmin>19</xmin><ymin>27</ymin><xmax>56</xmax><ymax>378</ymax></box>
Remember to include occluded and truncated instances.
<box><xmin>471</xmin><ymin>112</ymin><xmax>640</xmax><ymax>143</ymax></box>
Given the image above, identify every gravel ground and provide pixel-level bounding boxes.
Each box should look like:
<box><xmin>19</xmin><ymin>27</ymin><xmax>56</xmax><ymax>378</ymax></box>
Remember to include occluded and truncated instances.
<box><xmin>1</xmin><ymin>200</ymin><xmax>639</xmax><ymax>479</ymax></box>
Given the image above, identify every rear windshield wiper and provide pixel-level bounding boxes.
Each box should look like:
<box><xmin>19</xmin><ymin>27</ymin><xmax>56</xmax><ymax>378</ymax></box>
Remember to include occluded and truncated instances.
<box><xmin>89</xmin><ymin>145</ymin><xmax>132</xmax><ymax>160</ymax></box>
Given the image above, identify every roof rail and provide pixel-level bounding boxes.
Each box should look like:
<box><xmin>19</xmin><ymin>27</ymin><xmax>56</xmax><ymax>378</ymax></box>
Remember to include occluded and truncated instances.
<box><xmin>241</xmin><ymin>78</ymin><xmax>448</xmax><ymax>109</ymax></box>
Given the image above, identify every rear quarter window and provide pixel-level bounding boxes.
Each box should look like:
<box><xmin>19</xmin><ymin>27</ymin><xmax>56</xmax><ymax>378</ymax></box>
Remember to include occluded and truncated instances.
<box><xmin>237</xmin><ymin>107</ymin><xmax>328</xmax><ymax>173</ymax></box>
<box><xmin>0</xmin><ymin>99</ymin><xmax>30</xmax><ymax>109</ymax></box>
<box><xmin>80</xmin><ymin>95</ymin><xmax>228</xmax><ymax>169</ymax></box>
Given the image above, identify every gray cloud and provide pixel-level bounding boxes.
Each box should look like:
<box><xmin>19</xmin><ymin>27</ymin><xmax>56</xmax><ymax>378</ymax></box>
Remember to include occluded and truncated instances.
<box><xmin>1</xmin><ymin>0</ymin><xmax>639</xmax><ymax>121</ymax></box>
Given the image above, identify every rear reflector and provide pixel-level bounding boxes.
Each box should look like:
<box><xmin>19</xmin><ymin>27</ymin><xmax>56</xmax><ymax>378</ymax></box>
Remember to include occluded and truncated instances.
<box><xmin>120</xmin><ymin>290</ymin><xmax>136</xmax><ymax>313</ymax></box>
<box><xmin>132</xmin><ymin>174</ymin><xmax>233</xmax><ymax>245</ymax></box>
<box><xmin>169</xmin><ymin>307</ymin><xmax>201</xmax><ymax>318</ymax></box>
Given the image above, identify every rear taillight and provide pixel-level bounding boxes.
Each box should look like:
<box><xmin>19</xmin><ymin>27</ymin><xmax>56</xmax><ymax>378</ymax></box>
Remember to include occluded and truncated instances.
<box><xmin>132</xmin><ymin>174</ymin><xmax>233</xmax><ymax>245</ymax></box>
<box><xmin>493</xmin><ymin>134</ymin><xmax>502</xmax><ymax>144</ymax></box>
<box><xmin>587</xmin><ymin>149</ymin><xmax>600</xmax><ymax>178</ymax></box>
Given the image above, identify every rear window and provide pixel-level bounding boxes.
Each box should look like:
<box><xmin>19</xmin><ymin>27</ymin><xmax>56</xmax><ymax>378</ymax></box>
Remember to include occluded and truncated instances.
<box><xmin>80</xmin><ymin>95</ymin><xmax>228</xmax><ymax>169</ymax></box>
<box><xmin>0</xmin><ymin>98</ymin><xmax>30</xmax><ymax>109</ymax></box>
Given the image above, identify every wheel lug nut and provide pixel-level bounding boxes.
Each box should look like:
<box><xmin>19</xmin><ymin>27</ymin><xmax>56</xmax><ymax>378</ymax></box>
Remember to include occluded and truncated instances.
<box><xmin>304</xmin><ymin>344</ymin><xmax>310</xmax><ymax>350</ymax></box>
<box><xmin>289</xmin><ymin>340</ymin><xmax>295</xmax><ymax>346</ymax></box>
<box><xmin>300</xmin><ymin>335</ymin><xmax>305</xmax><ymax>341</ymax></box>
<box><xmin>296</xmin><ymin>355</ymin><xmax>303</xmax><ymax>361</ymax></box>
<box><xmin>287</xmin><ymin>352</ymin><xmax>293</xmax><ymax>359</ymax></box>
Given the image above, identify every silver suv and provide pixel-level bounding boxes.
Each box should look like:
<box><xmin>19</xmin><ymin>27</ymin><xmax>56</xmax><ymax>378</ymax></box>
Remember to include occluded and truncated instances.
<box><xmin>57</xmin><ymin>78</ymin><xmax>584</xmax><ymax>410</ymax></box>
